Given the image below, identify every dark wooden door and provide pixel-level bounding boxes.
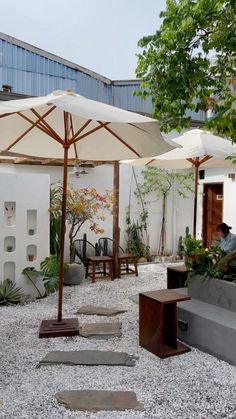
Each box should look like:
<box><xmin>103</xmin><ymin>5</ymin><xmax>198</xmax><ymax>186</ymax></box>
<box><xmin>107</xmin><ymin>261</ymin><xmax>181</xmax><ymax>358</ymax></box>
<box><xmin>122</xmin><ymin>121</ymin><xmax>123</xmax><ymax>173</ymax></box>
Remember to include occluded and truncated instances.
<box><xmin>203</xmin><ymin>183</ymin><xmax>223</xmax><ymax>247</ymax></box>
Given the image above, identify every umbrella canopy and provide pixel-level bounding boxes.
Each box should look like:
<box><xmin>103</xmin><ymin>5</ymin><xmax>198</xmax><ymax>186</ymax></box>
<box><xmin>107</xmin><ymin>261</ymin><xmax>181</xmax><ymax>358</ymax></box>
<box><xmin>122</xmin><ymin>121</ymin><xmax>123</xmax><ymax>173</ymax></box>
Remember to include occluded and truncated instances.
<box><xmin>0</xmin><ymin>90</ymin><xmax>174</xmax><ymax>160</ymax></box>
<box><xmin>121</xmin><ymin>129</ymin><xmax>236</xmax><ymax>237</ymax></box>
<box><xmin>0</xmin><ymin>90</ymin><xmax>175</xmax><ymax>335</ymax></box>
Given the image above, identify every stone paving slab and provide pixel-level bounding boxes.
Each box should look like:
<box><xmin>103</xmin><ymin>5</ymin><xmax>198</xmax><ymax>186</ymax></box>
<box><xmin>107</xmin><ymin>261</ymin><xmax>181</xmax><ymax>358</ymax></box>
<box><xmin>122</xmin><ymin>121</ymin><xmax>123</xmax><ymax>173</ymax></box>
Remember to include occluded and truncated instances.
<box><xmin>79</xmin><ymin>322</ymin><xmax>122</xmax><ymax>339</ymax></box>
<box><xmin>55</xmin><ymin>390</ymin><xmax>144</xmax><ymax>412</ymax></box>
<box><xmin>39</xmin><ymin>350</ymin><xmax>137</xmax><ymax>367</ymax></box>
<box><xmin>76</xmin><ymin>305</ymin><xmax>127</xmax><ymax>316</ymax></box>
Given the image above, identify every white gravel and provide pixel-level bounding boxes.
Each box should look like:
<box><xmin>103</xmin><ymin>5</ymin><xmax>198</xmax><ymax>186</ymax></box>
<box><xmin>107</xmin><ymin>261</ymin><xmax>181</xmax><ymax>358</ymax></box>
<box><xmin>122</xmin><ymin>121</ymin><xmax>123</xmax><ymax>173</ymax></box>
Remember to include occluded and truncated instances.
<box><xmin>1</xmin><ymin>263</ymin><xmax>236</xmax><ymax>419</ymax></box>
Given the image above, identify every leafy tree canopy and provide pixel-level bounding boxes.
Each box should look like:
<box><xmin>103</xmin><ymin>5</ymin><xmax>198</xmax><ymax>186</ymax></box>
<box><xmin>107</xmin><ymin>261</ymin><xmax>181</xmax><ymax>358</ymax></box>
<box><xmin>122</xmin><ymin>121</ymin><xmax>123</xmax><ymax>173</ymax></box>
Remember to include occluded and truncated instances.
<box><xmin>136</xmin><ymin>0</ymin><xmax>236</xmax><ymax>140</ymax></box>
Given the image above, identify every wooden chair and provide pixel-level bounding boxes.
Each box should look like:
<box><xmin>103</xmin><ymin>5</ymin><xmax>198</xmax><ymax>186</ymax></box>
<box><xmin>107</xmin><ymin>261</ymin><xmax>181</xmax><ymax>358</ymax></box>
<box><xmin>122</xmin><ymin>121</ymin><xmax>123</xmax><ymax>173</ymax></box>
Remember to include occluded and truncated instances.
<box><xmin>98</xmin><ymin>237</ymin><xmax>138</xmax><ymax>277</ymax></box>
<box><xmin>98</xmin><ymin>237</ymin><xmax>124</xmax><ymax>257</ymax></box>
<box><xmin>74</xmin><ymin>239</ymin><xmax>101</xmax><ymax>268</ymax></box>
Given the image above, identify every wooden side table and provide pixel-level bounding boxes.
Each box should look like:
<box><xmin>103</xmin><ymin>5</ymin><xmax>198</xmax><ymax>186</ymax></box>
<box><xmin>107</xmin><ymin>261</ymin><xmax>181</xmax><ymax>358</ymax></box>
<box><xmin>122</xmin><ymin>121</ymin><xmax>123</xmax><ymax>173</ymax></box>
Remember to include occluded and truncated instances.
<box><xmin>118</xmin><ymin>253</ymin><xmax>138</xmax><ymax>277</ymax></box>
<box><xmin>139</xmin><ymin>289</ymin><xmax>191</xmax><ymax>358</ymax></box>
<box><xmin>86</xmin><ymin>256</ymin><xmax>114</xmax><ymax>283</ymax></box>
<box><xmin>167</xmin><ymin>265</ymin><xmax>189</xmax><ymax>289</ymax></box>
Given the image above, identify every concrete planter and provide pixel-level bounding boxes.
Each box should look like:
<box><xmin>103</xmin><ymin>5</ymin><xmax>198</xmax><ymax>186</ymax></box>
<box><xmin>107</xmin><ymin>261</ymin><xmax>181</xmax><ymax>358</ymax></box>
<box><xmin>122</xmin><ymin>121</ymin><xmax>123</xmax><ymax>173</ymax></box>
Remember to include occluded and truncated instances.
<box><xmin>63</xmin><ymin>263</ymin><xmax>85</xmax><ymax>286</ymax></box>
<box><xmin>177</xmin><ymin>274</ymin><xmax>236</xmax><ymax>366</ymax></box>
<box><xmin>188</xmin><ymin>275</ymin><xmax>236</xmax><ymax>313</ymax></box>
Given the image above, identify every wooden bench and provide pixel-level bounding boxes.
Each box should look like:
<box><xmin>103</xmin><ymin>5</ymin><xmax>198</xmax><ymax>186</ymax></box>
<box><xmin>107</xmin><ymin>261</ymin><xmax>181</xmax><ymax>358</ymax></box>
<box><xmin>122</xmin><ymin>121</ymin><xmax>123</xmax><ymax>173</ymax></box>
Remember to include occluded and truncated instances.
<box><xmin>167</xmin><ymin>265</ymin><xmax>189</xmax><ymax>289</ymax></box>
<box><xmin>86</xmin><ymin>256</ymin><xmax>114</xmax><ymax>283</ymax></box>
<box><xmin>139</xmin><ymin>289</ymin><xmax>191</xmax><ymax>358</ymax></box>
<box><xmin>118</xmin><ymin>253</ymin><xmax>138</xmax><ymax>277</ymax></box>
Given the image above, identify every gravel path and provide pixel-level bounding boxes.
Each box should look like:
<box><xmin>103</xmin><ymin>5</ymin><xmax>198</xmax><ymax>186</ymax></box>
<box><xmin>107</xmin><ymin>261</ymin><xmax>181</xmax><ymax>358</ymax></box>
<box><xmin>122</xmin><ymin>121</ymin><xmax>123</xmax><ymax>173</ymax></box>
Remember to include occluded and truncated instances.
<box><xmin>1</xmin><ymin>263</ymin><xmax>236</xmax><ymax>419</ymax></box>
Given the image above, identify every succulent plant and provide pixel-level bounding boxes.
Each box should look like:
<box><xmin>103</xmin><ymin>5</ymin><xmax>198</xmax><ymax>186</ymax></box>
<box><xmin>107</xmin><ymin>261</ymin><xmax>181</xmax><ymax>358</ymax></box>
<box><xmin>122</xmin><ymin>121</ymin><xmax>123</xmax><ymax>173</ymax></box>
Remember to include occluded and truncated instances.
<box><xmin>0</xmin><ymin>279</ymin><xmax>25</xmax><ymax>305</ymax></box>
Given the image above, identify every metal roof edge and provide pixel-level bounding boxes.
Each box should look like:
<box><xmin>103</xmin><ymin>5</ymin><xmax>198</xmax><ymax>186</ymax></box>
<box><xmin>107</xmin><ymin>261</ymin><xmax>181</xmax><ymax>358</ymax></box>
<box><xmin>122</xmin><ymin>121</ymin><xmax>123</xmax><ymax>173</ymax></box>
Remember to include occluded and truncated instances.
<box><xmin>0</xmin><ymin>91</ymin><xmax>30</xmax><ymax>101</ymax></box>
<box><xmin>112</xmin><ymin>79</ymin><xmax>141</xmax><ymax>85</ymax></box>
<box><xmin>0</xmin><ymin>32</ymin><xmax>112</xmax><ymax>85</ymax></box>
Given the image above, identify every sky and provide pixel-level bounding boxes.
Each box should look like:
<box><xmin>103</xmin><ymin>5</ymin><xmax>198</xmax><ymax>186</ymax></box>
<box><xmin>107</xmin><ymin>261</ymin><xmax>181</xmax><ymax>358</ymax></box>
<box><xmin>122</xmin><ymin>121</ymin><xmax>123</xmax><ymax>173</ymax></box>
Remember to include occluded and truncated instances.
<box><xmin>0</xmin><ymin>0</ymin><xmax>166</xmax><ymax>79</ymax></box>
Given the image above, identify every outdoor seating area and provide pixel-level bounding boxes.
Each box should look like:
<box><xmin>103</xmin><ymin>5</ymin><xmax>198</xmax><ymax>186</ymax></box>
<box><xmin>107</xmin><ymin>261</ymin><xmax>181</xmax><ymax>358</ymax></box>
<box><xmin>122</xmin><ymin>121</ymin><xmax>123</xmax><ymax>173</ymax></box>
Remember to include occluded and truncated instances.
<box><xmin>0</xmin><ymin>1</ymin><xmax>236</xmax><ymax>417</ymax></box>
<box><xmin>1</xmin><ymin>264</ymin><xmax>236</xmax><ymax>418</ymax></box>
<box><xmin>74</xmin><ymin>236</ymin><xmax>139</xmax><ymax>281</ymax></box>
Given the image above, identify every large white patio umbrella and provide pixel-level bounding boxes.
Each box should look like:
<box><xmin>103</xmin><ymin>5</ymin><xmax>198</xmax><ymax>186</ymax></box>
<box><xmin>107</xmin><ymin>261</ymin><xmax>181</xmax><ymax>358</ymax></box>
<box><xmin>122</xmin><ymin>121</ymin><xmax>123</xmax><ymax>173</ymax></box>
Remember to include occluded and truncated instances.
<box><xmin>122</xmin><ymin>129</ymin><xmax>236</xmax><ymax>237</ymax></box>
<box><xmin>0</xmin><ymin>90</ymin><xmax>175</xmax><ymax>337</ymax></box>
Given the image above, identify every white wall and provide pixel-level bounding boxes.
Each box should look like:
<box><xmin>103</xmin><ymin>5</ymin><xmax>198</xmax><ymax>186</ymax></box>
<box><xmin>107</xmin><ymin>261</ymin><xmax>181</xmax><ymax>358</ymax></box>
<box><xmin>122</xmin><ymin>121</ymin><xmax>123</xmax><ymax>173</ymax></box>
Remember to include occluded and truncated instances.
<box><xmin>0</xmin><ymin>163</ymin><xmax>194</xmax><ymax>262</ymax></box>
<box><xmin>0</xmin><ymin>172</ymin><xmax>50</xmax><ymax>294</ymax></box>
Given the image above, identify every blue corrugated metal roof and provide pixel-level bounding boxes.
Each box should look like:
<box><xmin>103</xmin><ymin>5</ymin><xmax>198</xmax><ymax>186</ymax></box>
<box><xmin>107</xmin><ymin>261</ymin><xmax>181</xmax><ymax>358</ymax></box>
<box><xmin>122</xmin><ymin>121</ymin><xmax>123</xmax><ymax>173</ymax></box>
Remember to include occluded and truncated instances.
<box><xmin>0</xmin><ymin>32</ymin><xmax>205</xmax><ymax>120</ymax></box>
<box><xmin>0</xmin><ymin>33</ymin><xmax>153</xmax><ymax>114</ymax></box>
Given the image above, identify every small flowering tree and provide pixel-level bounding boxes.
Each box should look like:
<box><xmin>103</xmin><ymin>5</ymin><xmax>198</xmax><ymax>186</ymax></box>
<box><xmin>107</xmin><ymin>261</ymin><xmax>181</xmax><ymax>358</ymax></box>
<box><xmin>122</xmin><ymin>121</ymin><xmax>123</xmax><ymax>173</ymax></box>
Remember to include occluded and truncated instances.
<box><xmin>50</xmin><ymin>184</ymin><xmax>113</xmax><ymax>263</ymax></box>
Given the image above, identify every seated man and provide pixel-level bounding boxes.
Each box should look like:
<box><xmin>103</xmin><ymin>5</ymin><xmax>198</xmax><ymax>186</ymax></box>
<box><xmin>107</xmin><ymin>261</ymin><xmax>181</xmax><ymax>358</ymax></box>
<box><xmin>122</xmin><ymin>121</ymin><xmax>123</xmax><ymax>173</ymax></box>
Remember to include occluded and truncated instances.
<box><xmin>217</xmin><ymin>223</ymin><xmax>236</xmax><ymax>254</ymax></box>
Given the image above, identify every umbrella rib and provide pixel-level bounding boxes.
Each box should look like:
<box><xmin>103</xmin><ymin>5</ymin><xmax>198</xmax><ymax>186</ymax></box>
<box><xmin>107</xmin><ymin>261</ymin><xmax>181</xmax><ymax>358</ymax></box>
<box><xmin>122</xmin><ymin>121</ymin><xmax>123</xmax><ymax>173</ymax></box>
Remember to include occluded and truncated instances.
<box><xmin>199</xmin><ymin>155</ymin><xmax>212</xmax><ymax>164</ymax></box>
<box><xmin>30</xmin><ymin>108</ymin><xmax>63</xmax><ymax>143</ymax></box>
<box><xmin>69</xmin><ymin>122</ymin><xmax>110</xmax><ymax>144</ymax></box>
<box><xmin>69</xmin><ymin>114</ymin><xmax>78</xmax><ymax>160</ymax></box>
<box><xmin>128</xmin><ymin>123</ymin><xmax>149</xmax><ymax>133</ymax></box>
<box><xmin>187</xmin><ymin>156</ymin><xmax>213</xmax><ymax>166</ymax></box>
<box><xmin>145</xmin><ymin>158</ymin><xmax>156</xmax><ymax>166</ymax></box>
<box><xmin>17</xmin><ymin>111</ymin><xmax>61</xmax><ymax>143</ymax></box>
<box><xmin>0</xmin><ymin>111</ymin><xmax>18</xmax><ymax>119</ymax></box>
<box><xmin>100</xmin><ymin>124</ymin><xmax>142</xmax><ymax>157</ymax></box>
<box><xmin>70</xmin><ymin>119</ymin><xmax>92</xmax><ymax>143</ymax></box>
<box><xmin>187</xmin><ymin>158</ymin><xmax>196</xmax><ymax>165</ymax></box>
<box><xmin>6</xmin><ymin>107</ymin><xmax>59</xmax><ymax>151</ymax></box>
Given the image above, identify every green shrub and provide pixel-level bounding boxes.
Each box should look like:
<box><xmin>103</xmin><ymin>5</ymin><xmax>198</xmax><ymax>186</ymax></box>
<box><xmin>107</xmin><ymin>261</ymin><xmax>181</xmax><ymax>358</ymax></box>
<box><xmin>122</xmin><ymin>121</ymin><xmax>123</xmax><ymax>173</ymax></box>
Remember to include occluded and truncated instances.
<box><xmin>0</xmin><ymin>279</ymin><xmax>25</xmax><ymax>305</ymax></box>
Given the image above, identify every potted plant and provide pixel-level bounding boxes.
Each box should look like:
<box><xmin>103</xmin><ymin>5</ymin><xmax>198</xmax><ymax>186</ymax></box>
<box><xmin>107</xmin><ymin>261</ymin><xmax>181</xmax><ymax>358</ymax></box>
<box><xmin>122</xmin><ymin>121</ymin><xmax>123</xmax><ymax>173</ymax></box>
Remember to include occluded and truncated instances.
<box><xmin>28</xmin><ymin>254</ymin><xmax>34</xmax><ymax>262</ymax></box>
<box><xmin>6</xmin><ymin>245</ymin><xmax>13</xmax><ymax>252</ymax></box>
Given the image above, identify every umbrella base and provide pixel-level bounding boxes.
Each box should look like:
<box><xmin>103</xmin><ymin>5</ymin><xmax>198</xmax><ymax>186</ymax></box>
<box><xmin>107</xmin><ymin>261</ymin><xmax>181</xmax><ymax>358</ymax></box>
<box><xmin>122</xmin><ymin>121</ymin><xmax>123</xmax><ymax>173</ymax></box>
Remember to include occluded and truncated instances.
<box><xmin>39</xmin><ymin>318</ymin><xmax>80</xmax><ymax>338</ymax></box>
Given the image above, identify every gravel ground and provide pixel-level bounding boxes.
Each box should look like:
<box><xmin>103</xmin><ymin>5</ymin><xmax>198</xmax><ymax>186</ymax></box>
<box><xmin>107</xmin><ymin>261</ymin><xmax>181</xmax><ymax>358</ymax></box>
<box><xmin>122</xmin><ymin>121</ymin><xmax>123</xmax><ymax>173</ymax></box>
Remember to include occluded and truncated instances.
<box><xmin>1</xmin><ymin>263</ymin><xmax>236</xmax><ymax>419</ymax></box>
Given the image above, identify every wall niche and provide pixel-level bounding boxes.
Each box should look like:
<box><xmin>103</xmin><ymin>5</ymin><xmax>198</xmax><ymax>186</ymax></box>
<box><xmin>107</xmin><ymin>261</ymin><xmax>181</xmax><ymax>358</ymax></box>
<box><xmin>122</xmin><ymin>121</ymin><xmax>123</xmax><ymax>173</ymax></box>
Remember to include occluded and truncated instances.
<box><xmin>4</xmin><ymin>202</ymin><xmax>16</xmax><ymax>226</ymax></box>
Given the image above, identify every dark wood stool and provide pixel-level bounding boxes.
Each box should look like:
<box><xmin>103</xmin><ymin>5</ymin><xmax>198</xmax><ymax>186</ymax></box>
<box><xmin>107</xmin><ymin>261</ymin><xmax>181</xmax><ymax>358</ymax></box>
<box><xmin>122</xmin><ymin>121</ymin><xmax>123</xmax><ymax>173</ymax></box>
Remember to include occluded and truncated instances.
<box><xmin>118</xmin><ymin>253</ymin><xmax>138</xmax><ymax>277</ymax></box>
<box><xmin>139</xmin><ymin>289</ymin><xmax>191</xmax><ymax>358</ymax></box>
<box><xmin>167</xmin><ymin>265</ymin><xmax>189</xmax><ymax>289</ymax></box>
<box><xmin>86</xmin><ymin>256</ymin><xmax>114</xmax><ymax>283</ymax></box>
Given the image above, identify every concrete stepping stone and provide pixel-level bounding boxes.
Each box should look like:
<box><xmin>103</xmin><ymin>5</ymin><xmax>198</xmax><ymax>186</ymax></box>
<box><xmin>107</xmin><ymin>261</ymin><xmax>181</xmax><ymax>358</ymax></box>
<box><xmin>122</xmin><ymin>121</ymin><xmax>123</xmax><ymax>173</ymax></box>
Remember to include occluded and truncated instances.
<box><xmin>76</xmin><ymin>305</ymin><xmax>127</xmax><ymax>316</ymax></box>
<box><xmin>55</xmin><ymin>390</ymin><xmax>144</xmax><ymax>412</ymax></box>
<box><xmin>129</xmin><ymin>294</ymin><xmax>139</xmax><ymax>304</ymax></box>
<box><xmin>79</xmin><ymin>322</ymin><xmax>122</xmax><ymax>339</ymax></box>
<box><xmin>39</xmin><ymin>350</ymin><xmax>137</xmax><ymax>367</ymax></box>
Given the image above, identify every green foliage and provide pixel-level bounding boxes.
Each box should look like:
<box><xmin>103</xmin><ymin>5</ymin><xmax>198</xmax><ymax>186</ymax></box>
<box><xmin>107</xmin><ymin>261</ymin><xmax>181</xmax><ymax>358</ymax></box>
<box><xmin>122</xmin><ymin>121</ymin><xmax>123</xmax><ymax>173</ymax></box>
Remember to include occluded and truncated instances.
<box><xmin>22</xmin><ymin>267</ymin><xmax>45</xmax><ymax>299</ymax></box>
<box><xmin>136</xmin><ymin>0</ymin><xmax>236</xmax><ymax>140</ymax></box>
<box><xmin>22</xmin><ymin>256</ymin><xmax>69</xmax><ymax>297</ymax></box>
<box><xmin>0</xmin><ymin>279</ymin><xmax>25</xmax><ymax>305</ymax></box>
<box><xmin>126</xmin><ymin>211</ymin><xmax>150</xmax><ymax>259</ymax></box>
<box><xmin>138</xmin><ymin>167</ymin><xmax>193</xmax><ymax>199</ymax></box>
<box><xmin>136</xmin><ymin>167</ymin><xmax>193</xmax><ymax>254</ymax></box>
<box><xmin>186</xmin><ymin>244</ymin><xmax>226</xmax><ymax>282</ymax></box>
<box><xmin>40</xmin><ymin>256</ymin><xmax>69</xmax><ymax>295</ymax></box>
<box><xmin>182</xmin><ymin>236</ymin><xmax>203</xmax><ymax>257</ymax></box>
<box><xmin>49</xmin><ymin>185</ymin><xmax>61</xmax><ymax>257</ymax></box>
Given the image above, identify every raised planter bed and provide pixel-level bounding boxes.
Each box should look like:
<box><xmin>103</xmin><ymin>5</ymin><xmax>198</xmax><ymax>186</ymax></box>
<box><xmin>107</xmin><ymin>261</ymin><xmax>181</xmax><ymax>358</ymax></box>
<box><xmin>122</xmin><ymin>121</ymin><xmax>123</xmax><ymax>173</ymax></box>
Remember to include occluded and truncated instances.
<box><xmin>188</xmin><ymin>275</ymin><xmax>236</xmax><ymax>313</ymax></box>
<box><xmin>176</xmin><ymin>275</ymin><xmax>236</xmax><ymax>366</ymax></box>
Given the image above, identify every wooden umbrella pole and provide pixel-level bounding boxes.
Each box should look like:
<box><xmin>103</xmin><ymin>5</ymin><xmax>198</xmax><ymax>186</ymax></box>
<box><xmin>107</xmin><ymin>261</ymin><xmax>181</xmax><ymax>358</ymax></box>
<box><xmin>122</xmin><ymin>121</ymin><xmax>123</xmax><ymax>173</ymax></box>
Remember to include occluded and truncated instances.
<box><xmin>57</xmin><ymin>143</ymin><xmax>69</xmax><ymax>321</ymax></box>
<box><xmin>193</xmin><ymin>159</ymin><xmax>200</xmax><ymax>238</ymax></box>
<box><xmin>113</xmin><ymin>161</ymin><xmax>120</xmax><ymax>279</ymax></box>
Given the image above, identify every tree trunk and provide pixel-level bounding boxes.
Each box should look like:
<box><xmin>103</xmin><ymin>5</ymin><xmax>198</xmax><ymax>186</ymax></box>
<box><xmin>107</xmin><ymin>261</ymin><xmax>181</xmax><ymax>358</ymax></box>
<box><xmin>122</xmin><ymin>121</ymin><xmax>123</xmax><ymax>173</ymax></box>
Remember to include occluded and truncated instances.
<box><xmin>69</xmin><ymin>224</ymin><xmax>75</xmax><ymax>264</ymax></box>
<box><xmin>158</xmin><ymin>193</ymin><xmax>166</xmax><ymax>256</ymax></box>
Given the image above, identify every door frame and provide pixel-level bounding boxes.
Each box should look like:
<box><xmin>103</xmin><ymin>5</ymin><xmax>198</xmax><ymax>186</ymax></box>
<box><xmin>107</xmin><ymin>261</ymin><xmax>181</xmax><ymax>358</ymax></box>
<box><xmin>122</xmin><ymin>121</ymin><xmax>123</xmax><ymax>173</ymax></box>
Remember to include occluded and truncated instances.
<box><xmin>202</xmin><ymin>182</ymin><xmax>224</xmax><ymax>246</ymax></box>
